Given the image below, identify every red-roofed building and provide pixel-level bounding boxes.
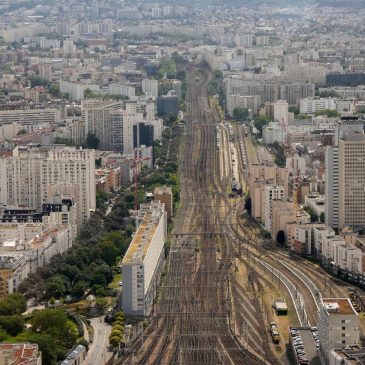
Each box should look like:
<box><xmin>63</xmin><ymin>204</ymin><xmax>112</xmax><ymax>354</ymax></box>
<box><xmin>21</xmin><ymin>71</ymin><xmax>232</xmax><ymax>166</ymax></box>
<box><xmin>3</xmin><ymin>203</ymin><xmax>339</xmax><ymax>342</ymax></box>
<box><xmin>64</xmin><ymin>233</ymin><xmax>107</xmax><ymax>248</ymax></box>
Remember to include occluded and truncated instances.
<box><xmin>0</xmin><ymin>343</ymin><xmax>42</xmax><ymax>365</ymax></box>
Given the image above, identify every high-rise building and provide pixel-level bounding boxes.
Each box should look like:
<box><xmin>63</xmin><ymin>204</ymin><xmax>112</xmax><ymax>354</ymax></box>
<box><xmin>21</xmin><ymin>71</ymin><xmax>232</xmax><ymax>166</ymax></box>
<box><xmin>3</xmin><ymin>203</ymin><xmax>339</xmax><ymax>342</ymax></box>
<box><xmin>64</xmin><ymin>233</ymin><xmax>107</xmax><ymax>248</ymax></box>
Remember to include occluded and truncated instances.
<box><xmin>325</xmin><ymin>121</ymin><xmax>365</xmax><ymax>230</ymax></box>
<box><xmin>154</xmin><ymin>186</ymin><xmax>173</xmax><ymax>221</ymax></box>
<box><xmin>39</xmin><ymin>63</ymin><xmax>52</xmax><ymax>82</ymax></box>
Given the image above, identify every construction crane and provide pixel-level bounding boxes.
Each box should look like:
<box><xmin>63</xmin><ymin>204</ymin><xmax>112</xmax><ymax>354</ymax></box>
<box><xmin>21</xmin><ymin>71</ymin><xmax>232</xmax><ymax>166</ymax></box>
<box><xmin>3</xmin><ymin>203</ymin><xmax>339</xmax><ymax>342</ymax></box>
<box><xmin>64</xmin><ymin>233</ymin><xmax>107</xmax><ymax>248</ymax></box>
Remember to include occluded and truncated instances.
<box><xmin>132</xmin><ymin>156</ymin><xmax>152</xmax><ymax>212</ymax></box>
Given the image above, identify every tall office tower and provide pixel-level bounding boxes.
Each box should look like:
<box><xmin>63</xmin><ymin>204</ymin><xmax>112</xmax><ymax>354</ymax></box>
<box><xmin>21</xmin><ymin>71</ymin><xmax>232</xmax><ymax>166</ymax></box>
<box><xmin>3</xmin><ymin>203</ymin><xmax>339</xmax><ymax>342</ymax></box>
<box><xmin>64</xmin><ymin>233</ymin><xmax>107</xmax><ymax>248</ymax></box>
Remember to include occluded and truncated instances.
<box><xmin>325</xmin><ymin>121</ymin><xmax>365</xmax><ymax>230</ymax></box>
<box><xmin>91</xmin><ymin>1</ymin><xmax>99</xmax><ymax>18</ymax></box>
<box><xmin>133</xmin><ymin>122</ymin><xmax>154</xmax><ymax>149</ymax></box>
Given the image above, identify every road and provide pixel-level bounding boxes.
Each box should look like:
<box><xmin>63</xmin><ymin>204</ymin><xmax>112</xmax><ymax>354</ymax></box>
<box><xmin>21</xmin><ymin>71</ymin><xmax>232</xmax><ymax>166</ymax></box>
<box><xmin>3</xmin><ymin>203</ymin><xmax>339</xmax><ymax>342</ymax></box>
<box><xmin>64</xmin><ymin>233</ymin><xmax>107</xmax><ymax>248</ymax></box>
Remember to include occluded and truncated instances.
<box><xmin>83</xmin><ymin>316</ymin><xmax>113</xmax><ymax>365</ymax></box>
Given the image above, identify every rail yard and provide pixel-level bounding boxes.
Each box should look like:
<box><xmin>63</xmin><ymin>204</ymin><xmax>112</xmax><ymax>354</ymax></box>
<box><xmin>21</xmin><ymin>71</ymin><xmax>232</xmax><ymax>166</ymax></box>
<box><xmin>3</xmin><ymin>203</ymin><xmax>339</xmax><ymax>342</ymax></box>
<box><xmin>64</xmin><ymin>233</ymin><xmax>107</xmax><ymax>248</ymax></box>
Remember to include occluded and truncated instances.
<box><xmin>118</xmin><ymin>66</ymin><xmax>365</xmax><ymax>365</ymax></box>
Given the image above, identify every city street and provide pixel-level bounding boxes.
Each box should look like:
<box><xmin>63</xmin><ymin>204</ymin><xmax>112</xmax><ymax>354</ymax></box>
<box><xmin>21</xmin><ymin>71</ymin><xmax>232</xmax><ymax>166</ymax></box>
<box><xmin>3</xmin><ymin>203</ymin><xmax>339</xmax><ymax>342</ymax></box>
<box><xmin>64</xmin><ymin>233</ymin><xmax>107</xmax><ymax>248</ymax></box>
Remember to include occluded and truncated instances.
<box><xmin>83</xmin><ymin>316</ymin><xmax>113</xmax><ymax>365</ymax></box>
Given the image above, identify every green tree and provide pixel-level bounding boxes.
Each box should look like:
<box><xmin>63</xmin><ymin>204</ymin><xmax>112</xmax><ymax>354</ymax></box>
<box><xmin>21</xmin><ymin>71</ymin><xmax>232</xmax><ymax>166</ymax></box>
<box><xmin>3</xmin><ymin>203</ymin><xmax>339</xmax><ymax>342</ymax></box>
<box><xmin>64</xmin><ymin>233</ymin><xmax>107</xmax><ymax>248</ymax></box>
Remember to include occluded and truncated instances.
<box><xmin>17</xmin><ymin>129</ymin><xmax>27</xmax><ymax>135</ymax></box>
<box><xmin>84</xmin><ymin>88</ymin><xmax>96</xmax><ymax>98</ymax></box>
<box><xmin>0</xmin><ymin>314</ymin><xmax>24</xmax><ymax>336</ymax></box>
<box><xmin>233</xmin><ymin>107</ymin><xmax>249</xmax><ymax>122</ymax></box>
<box><xmin>0</xmin><ymin>293</ymin><xmax>26</xmax><ymax>315</ymax></box>
<box><xmin>71</xmin><ymin>281</ymin><xmax>88</xmax><ymax>298</ymax></box>
<box><xmin>86</xmin><ymin>133</ymin><xmax>99</xmax><ymax>149</ymax></box>
<box><xmin>31</xmin><ymin>308</ymin><xmax>77</xmax><ymax>350</ymax></box>
<box><xmin>12</xmin><ymin>332</ymin><xmax>58</xmax><ymax>364</ymax></box>
<box><xmin>109</xmin><ymin>335</ymin><xmax>121</xmax><ymax>348</ymax></box>
<box><xmin>44</xmin><ymin>275</ymin><xmax>67</xmax><ymax>299</ymax></box>
<box><xmin>288</xmin><ymin>105</ymin><xmax>299</xmax><ymax>115</ymax></box>
<box><xmin>253</xmin><ymin>116</ymin><xmax>271</xmax><ymax>136</ymax></box>
<box><xmin>95</xmin><ymin>298</ymin><xmax>108</xmax><ymax>314</ymax></box>
<box><xmin>315</xmin><ymin>109</ymin><xmax>340</xmax><ymax>117</ymax></box>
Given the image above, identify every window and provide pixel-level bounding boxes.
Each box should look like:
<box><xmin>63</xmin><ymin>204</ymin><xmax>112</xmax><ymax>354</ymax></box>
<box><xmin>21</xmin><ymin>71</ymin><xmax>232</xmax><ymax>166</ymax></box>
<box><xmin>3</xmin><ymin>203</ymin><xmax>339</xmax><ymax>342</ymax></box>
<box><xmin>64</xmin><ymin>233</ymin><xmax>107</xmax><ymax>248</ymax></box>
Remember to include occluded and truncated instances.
<box><xmin>342</xmin><ymin>327</ymin><xmax>346</xmax><ymax>330</ymax></box>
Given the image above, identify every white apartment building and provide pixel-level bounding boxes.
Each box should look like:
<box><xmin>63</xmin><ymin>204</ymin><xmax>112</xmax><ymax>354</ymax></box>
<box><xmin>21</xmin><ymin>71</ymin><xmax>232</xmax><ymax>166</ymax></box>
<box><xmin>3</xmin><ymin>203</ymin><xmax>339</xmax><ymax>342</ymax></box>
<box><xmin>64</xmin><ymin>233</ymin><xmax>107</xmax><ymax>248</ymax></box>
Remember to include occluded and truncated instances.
<box><xmin>41</xmin><ymin>148</ymin><xmax>95</xmax><ymax>224</ymax></box>
<box><xmin>300</xmin><ymin>97</ymin><xmax>336</xmax><ymax>114</ymax></box>
<box><xmin>134</xmin><ymin>145</ymin><xmax>153</xmax><ymax>169</ymax></box>
<box><xmin>235</xmin><ymin>34</ymin><xmax>253</xmax><ymax>48</ymax></box>
<box><xmin>319</xmin><ymin>298</ymin><xmax>360</xmax><ymax>365</ymax></box>
<box><xmin>263</xmin><ymin>122</ymin><xmax>285</xmax><ymax>144</ymax></box>
<box><xmin>273</xmin><ymin>100</ymin><xmax>289</xmax><ymax>126</ymax></box>
<box><xmin>108</xmin><ymin>83</ymin><xmax>136</xmax><ymax>98</ymax></box>
<box><xmin>0</xmin><ymin>108</ymin><xmax>61</xmax><ymax>129</ymax></box>
<box><xmin>0</xmin><ymin>146</ymin><xmax>95</xmax><ymax>226</ymax></box>
<box><xmin>122</xmin><ymin>202</ymin><xmax>167</xmax><ymax>316</ymax></box>
<box><xmin>227</xmin><ymin>95</ymin><xmax>260</xmax><ymax>116</ymax></box>
<box><xmin>142</xmin><ymin>79</ymin><xmax>159</xmax><ymax>98</ymax></box>
<box><xmin>263</xmin><ymin>186</ymin><xmax>285</xmax><ymax>231</ymax></box>
<box><xmin>60</xmin><ymin>80</ymin><xmax>99</xmax><ymax>101</ymax></box>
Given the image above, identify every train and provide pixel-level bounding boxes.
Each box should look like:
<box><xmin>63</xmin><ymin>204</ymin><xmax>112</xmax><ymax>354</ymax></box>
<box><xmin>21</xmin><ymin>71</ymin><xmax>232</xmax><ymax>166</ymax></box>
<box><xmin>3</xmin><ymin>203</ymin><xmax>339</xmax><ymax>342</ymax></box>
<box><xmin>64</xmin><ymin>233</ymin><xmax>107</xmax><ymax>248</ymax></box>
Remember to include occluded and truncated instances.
<box><xmin>270</xmin><ymin>322</ymin><xmax>280</xmax><ymax>344</ymax></box>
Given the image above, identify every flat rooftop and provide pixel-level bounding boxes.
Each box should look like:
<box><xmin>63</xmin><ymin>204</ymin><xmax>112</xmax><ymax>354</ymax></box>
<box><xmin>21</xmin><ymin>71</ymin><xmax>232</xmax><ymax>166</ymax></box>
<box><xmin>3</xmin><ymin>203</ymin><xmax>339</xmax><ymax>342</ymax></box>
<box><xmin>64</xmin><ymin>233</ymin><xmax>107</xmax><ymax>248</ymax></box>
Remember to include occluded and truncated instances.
<box><xmin>122</xmin><ymin>204</ymin><xmax>164</xmax><ymax>265</ymax></box>
<box><xmin>323</xmin><ymin>298</ymin><xmax>357</xmax><ymax>315</ymax></box>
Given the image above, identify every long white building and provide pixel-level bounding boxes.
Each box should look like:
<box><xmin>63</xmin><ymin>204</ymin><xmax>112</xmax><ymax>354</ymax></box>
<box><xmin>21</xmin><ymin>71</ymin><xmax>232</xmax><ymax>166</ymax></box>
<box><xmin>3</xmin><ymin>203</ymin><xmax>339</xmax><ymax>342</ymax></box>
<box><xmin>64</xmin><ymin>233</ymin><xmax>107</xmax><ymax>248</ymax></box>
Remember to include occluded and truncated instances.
<box><xmin>300</xmin><ymin>97</ymin><xmax>336</xmax><ymax>114</ymax></box>
<box><xmin>122</xmin><ymin>202</ymin><xmax>167</xmax><ymax>316</ymax></box>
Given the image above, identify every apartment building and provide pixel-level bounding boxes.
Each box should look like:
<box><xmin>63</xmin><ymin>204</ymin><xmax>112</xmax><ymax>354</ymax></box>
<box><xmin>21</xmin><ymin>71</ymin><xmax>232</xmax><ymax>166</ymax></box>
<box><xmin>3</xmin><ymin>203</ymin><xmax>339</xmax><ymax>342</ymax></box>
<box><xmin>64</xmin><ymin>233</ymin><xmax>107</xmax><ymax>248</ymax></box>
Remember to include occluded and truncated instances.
<box><xmin>300</xmin><ymin>97</ymin><xmax>336</xmax><ymax>114</ymax></box>
<box><xmin>41</xmin><ymin>148</ymin><xmax>95</xmax><ymax>224</ymax></box>
<box><xmin>0</xmin><ymin>145</ymin><xmax>95</xmax><ymax>226</ymax></box>
<box><xmin>263</xmin><ymin>186</ymin><xmax>285</xmax><ymax>231</ymax></box>
<box><xmin>142</xmin><ymin>79</ymin><xmax>159</xmax><ymax>98</ymax></box>
<box><xmin>0</xmin><ymin>255</ymin><xmax>29</xmax><ymax>298</ymax></box>
<box><xmin>0</xmin><ymin>108</ymin><xmax>61</xmax><ymax>130</ymax></box>
<box><xmin>122</xmin><ymin>201</ymin><xmax>167</xmax><ymax>316</ymax></box>
<box><xmin>250</xmin><ymin>165</ymin><xmax>289</xmax><ymax>221</ymax></box>
<box><xmin>319</xmin><ymin>298</ymin><xmax>360</xmax><ymax>365</ymax></box>
<box><xmin>227</xmin><ymin>95</ymin><xmax>260</xmax><ymax>116</ymax></box>
<box><xmin>0</xmin><ymin>224</ymin><xmax>73</xmax><ymax>274</ymax></box>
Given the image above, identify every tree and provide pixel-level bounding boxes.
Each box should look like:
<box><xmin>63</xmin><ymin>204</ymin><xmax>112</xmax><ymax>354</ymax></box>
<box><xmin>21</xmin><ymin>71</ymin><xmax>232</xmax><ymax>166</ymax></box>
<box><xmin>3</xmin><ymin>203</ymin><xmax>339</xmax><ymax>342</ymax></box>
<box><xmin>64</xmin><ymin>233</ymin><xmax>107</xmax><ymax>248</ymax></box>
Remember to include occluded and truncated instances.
<box><xmin>233</xmin><ymin>107</ymin><xmax>249</xmax><ymax>122</ymax></box>
<box><xmin>84</xmin><ymin>88</ymin><xmax>96</xmax><ymax>98</ymax></box>
<box><xmin>12</xmin><ymin>332</ymin><xmax>58</xmax><ymax>364</ymax></box>
<box><xmin>109</xmin><ymin>335</ymin><xmax>121</xmax><ymax>349</ymax></box>
<box><xmin>0</xmin><ymin>293</ymin><xmax>27</xmax><ymax>315</ymax></box>
<box><xmin>253</xmin><ymin>116</ymin><xmax>271</xmax><ymax>136</ymax></box>
<box><xmin>0</xmin><ymin>314</ymin><xmax>24</xmax><ymax>336</ymax></box>
<box><xmin>86</xmin><ymin>133</ymin><xmax>99</xmax><ymax>149</ymax></box>
<box><xmin>72</xmin><ymin>281</ymin><xmax>88</xmax><ymax>298</ymax></box>
<box><xmin>276</xmin><ymin>230</ymin><xmax>286</xmax><ymax>246</ymax></box>
<box><xmin>31</xmin><ymin>308</ymin><xmax>77</xmax><ymax>350</ymax></box>
<box><xmin>95</xmin><ymin>298</ymin><xmax>108</xmax><ymax>314</ymax></box>
<box><xmin>17</xmin><ymin>129</ymin><xmax>27</xmax><ymax>135</ymax></box>
<box><xmin>288</xmin><ymin>105</ymin><xmax>299</xmax><ymax>115</ymax></box>
<box><xmin>44</xmin><ymin>275</ymin><xmax>67</xmax><ymax>299</ymax></box>
<box><xmin>315</xmin><ymin>109</ymin><xmax>340</xmax><ymax>117</ymax></box>
<box><xmin>320</xmin><ymin>212</ymin><xmax>325</xmax><ymax>223</ymax></box>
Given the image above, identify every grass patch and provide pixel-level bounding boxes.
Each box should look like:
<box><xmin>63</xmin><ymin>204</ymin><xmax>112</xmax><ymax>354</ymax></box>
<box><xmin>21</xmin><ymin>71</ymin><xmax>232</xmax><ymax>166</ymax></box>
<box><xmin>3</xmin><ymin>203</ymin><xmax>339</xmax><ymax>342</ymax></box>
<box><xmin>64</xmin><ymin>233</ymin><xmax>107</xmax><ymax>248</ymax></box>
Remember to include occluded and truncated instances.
<box><xmin>108</xmin><ymin>273</ymin><xmax>122</xmax><ymax>290</ymax></box>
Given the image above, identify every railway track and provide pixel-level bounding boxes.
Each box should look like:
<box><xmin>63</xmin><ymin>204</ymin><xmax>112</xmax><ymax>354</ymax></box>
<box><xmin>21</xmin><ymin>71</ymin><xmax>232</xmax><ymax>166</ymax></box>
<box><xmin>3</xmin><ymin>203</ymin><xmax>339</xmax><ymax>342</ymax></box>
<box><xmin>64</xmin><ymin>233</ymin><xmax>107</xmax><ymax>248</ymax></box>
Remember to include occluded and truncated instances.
<box><xmin>119</xmin><ymin>67</ymin><xmax>268</xmax><ymax>365</ymax></box>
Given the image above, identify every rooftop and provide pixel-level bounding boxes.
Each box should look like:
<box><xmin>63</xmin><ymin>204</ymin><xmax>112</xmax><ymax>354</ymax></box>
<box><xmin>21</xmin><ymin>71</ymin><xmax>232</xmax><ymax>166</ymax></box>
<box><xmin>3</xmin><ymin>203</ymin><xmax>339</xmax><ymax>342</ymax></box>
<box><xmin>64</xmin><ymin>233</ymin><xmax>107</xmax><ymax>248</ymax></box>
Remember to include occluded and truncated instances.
<box><xmin>323</xmin><ymin>298</ymin><xmax>357</xmax><ymax>315</ymax></box>
<box><xmin>122</xmin><ymin>203</ymin><xmax>165</xmax><ymax>264</ymax></box>
<box><xmin>0</xmin><ymin>343</ymin><xmax>40</xmax><ymax>365</ymax></box>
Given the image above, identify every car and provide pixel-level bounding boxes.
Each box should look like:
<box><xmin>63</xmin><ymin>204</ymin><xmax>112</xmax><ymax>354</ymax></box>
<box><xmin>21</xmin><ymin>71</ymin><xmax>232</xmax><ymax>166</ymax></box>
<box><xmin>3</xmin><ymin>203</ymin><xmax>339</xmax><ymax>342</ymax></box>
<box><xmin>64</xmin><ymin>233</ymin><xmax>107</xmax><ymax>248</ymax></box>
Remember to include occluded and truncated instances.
<box><xmin>118</xmin><ymin>281</ymin><xmax>123</xmax><ymax>286</ymax></box>
<box><xmin>107</xmin><ymin>307</ymin><xmax>112</xmax><ymax>313</ymax></box>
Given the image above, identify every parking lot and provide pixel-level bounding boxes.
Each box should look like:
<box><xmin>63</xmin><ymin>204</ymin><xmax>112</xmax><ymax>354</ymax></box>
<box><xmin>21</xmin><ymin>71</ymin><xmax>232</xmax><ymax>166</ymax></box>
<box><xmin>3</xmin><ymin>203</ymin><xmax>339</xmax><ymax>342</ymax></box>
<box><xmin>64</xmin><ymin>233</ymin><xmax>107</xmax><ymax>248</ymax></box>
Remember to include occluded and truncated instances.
<box><xmin>289</xmin><ymin>327</ymin><xmax>321</xmax><ymax>365</ymax></box>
